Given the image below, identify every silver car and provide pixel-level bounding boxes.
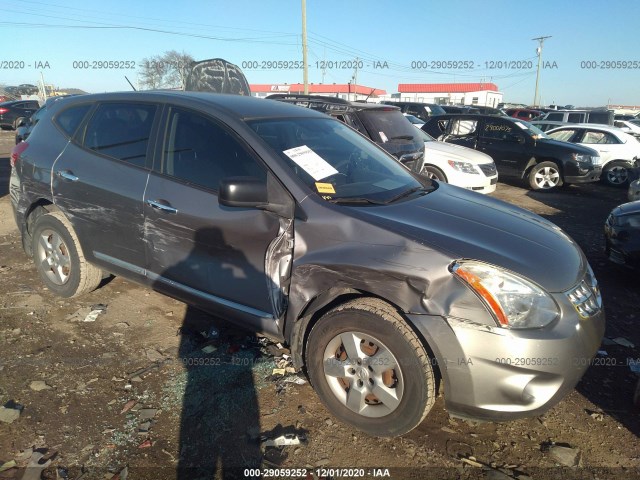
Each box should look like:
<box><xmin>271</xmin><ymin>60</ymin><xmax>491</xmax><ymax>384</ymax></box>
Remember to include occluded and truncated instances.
<box><xmin>10</xmin><ymin>91</ymin><xmax>604</xmax><ymax>436</ymax></box>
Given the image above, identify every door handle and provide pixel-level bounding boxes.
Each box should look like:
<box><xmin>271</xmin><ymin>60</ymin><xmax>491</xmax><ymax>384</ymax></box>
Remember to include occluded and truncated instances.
<box><xmin>146</xmin><ymin>199</ymin><xmax>178</xmax><ymax>214</ymax></box>
<box><xmin>56</xmin><ymin>170</ymin><xmax>79</xmax><ymax>182</ymax></box>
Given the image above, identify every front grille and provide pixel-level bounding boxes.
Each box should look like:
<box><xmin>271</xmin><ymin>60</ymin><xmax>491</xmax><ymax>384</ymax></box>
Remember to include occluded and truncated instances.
<box><xmin>478</xmin><ymin>162</ymin><xmax>497</xmax><ymax>177</ymax></box>
<box><xmin>565</xmin><ymin>268</ymin><xmax>602</xmax><ymax>319</ymax></box>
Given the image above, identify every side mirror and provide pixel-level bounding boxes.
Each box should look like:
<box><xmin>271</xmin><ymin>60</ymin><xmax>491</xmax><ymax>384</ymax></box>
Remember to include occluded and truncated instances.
<box><xmin>218</xmin><ymin>176</ymin><xmax>268</xmax><ymax>208</ymax></box>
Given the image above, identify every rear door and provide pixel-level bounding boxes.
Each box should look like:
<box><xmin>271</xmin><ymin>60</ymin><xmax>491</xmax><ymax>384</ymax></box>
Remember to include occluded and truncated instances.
<box><xmin>576</xmin><ymin>129</ymin><xmax>626</xmax><ymax>164</ymax></box>
<box><xmin>143</xmin><ymin>105</ymin><xmax>292</xmax><ymax>337</ymax></box>
<box><xmin>51</xmin><ymin>101</ymin><xmax>159</xmax><ymax>276</ymax></box>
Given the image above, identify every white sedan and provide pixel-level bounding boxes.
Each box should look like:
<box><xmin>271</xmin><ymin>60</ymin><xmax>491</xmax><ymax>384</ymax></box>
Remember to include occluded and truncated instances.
<box><xmin>546</xmin><ymin>124</ymin><xmax>640</xmax><ymax>186</ymax></box>
<box><xmin>417</xmin><ymin>129</ymin><xmax>498</xmax><ymax>194</ymax></box>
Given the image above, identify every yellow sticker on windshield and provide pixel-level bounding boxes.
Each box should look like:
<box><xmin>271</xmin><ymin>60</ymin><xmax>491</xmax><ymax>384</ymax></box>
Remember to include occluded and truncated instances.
<box><xmin>315</xmin><ymin>182</ymin><xmax>336</xmax><ymax>194</ymax></box>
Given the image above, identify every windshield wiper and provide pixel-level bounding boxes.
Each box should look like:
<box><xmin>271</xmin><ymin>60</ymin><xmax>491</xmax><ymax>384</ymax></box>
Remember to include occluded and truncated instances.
<box><xmin>382</xmin><ymin>186</ymin><xmax>430</xmax><ymax>204</ymax></box>
<box><xmin>389</xmin><ymin>135</ymin><xmax>414</xmax><ymax>140</ymax></box>
<box><xmin>327</xmin><ymin>197</ymin><xmax>387</xmax><ymax>205</ymax></box>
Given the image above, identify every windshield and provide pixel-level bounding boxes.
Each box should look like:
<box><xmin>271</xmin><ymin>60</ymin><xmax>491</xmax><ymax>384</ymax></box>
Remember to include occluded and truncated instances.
<box><xmin>415</xmin><ymin>128</ymin><xmax>436</xmax><ymax>142</ymax></box>
<box><xmin>517</xmin><ymin>120</ymin><xmax>549</xmax><ymax>139</ymax></box>
<box><xmin>248</xmin><ymin>117</ymin><xmax>427</xmax><ymax>203</ymax></box>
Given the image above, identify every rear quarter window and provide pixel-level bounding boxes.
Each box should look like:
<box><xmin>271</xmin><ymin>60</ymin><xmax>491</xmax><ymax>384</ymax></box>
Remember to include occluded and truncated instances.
<box><xmin>54</xmin><ymin>104</ymin><xmax>92</xmax><ymax>137</ymax></box>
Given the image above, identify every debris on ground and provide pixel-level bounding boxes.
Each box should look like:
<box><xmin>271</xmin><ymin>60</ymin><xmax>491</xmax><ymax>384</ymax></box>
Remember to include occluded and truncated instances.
<box><xmin>21</xmin><ymin>450</ymin><xmax>56</xmax><ymax>480</ymax></box>
<box><xmin>0</xmin><ymin>460</ymin><xmax>16</xmax><ymax>473</ymax></box>
<box><xmin>83</xmin><ymin>303</ymin><xmax>108</xmax><ymax>322</ymax></box>
<box><xmin>29</xmin><ymin>380</ymin><xmax>52</xmax><ymax>391</ymax></box>
<box><xmin>120</xmin><ymin>400</ymin><xmax>137</xmax><ymax>414</ymax></box>
<box><xmin>612</xmin><ymin>337</ymin><xmax>635</xmax><ymax>348</ymax></box>
<box><xmin>541</xmin><ymin>441</ymin><xmax>581</xmax><ymax>467</ymax></box>
<box><xmin>0</xmin><ymin>400</ymin><xmax>23</xmax><ymax>424</ymax></box>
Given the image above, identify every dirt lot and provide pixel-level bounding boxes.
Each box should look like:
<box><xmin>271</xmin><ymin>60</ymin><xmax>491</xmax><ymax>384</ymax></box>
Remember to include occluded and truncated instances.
<box><xmin>0</xmin><ymin>129</ymin><xmax>638</xmax><ymax>480</ymax></box>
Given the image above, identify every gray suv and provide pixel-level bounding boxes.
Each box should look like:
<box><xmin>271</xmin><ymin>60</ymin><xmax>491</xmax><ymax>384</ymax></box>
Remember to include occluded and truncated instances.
<box><xmin>10</xmin><ymin>91</ymin><xmax>604</xmax><ymax>436</ymax></box>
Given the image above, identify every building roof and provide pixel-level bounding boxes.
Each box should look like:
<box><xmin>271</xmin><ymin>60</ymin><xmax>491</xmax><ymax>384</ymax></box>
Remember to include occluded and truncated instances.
<box><xmin>398</xmin><ymin>83</ymin><xmax>499</xmax><ymax>93</ymax></box>
<box><xmin>250</xmin><ymin>83</ymin><xmax>387</xmax><ymax>96</ymax></box>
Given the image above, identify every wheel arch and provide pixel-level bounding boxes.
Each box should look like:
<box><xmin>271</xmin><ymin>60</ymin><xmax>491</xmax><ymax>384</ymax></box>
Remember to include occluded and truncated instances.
<box><xmin>22</xmin><ymin>200</ymin><xmax>61</xmax><ymax>256</ymax></box>
<box><xmin>289</xmin><ymin>288</ymin><xmax>444</xmax><ymax>394</ymax></box>
<box><xmin>522</xmin><ymin>156</ymin><xmax>564</xmax><ymax>180</ymax></box>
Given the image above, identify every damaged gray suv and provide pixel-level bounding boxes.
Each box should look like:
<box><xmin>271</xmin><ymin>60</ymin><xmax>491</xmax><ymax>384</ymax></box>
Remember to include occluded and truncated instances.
<box><xmin>10</xmin><ymin>91</ymin><xmax>604</xmax><ymax>436</ymax></box>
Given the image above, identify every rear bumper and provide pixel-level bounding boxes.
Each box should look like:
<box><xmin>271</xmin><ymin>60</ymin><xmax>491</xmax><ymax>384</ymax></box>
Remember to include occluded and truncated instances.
<box><xmin>407</xmin><ymin>295</ymin><xmax>604</xmax><ymax>421</ymax></box>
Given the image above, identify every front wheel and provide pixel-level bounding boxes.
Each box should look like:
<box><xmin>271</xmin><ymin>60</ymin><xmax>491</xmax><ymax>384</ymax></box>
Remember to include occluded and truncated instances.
<box><xmin>528</xmin><ymin>161</ymin><xmax>563</xmax><ymax>191</ymax></box>
<box><xmin>306</xmin><ymin>298</ymin><xmax>436</xmax><ymax>437</ymax></box>
<box><xmin>31</xmin><ymin>211</ymin><xmax>102</xmax><ymax>298</ymax></box>
<box><xmin>422</xmin><ymin>165</ymin><xmax>448</xmax><ymax>182</ymax></box>
<box><xmin>602</xmin><ymin>160</ymin><xmax>633</xmax><ymax>187</ymax></box>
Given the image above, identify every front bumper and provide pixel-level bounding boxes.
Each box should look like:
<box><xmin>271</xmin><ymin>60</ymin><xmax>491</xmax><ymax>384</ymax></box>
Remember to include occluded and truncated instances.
<box><xmin>407</xmin><ymin>293</ymin><xmax>605</xmax><ymax>421</ymax></box>
<box><xmin>565</xmin><ymin>165</ymin><xmax>602</xmax><ymax>184</ymax></box>
<box><xmin>443</xmin><ymin>167</ymin><xmax>497</xmax><ymax>194</ymax></box>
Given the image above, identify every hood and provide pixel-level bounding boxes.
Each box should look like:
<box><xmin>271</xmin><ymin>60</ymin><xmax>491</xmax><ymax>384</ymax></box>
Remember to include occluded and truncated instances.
<box><xmin>615</xmin><ymin>200</ymin><xmax>640</xmax><ymax>216</ymax></box>
<box><xmin>424</xmin><ymin>141</ymin><xmax>493</xmax><ymax>164</ymax></box>
<box><xmin>350</xmin><ymin>183</ymin><xmax>585</xmax><ymax>292</ymax></box>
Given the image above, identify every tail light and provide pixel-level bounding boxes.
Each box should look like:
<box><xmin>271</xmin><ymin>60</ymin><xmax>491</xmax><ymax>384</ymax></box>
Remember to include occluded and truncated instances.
<box><xmin>10</xmin><ymin>141</ymin><xmax>28</xmax><ymax>167</ymax></box>
<box><xmin>0</xmin><ymin>108</ymin><xmax>8</xmax><ymax>114</ymax></box>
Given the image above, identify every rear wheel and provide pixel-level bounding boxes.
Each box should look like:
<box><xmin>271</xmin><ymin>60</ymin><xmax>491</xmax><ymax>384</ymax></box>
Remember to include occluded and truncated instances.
<box><xmin>602</xmin><ymin>160</ymin><xmax>633</xmax><ymax>187</ymax></box>
<box><xmin>422</xmin><ymin>165</ymin><xmax>447</xmax><ymax>182</ymax></box>
<box><xmin>306</xmin><ymin>298</ymin><xmax>435</xmax><ymax>437</ymax></box>
<box><xmin>528</xmin><ymin>161</ymin><xmax>563</xmax><ymax>191</ymax></box>
<box><xmin>31</xmin><ymin>212</ymin><xmax>102</xmax><ymax>298</ymax></box>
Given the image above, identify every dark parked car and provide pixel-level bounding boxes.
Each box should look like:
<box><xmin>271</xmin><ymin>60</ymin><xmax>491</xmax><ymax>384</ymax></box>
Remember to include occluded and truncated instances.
<box><xmin>605</xmin><ymin>201</ymin><xmax>640</xmax><ymax>269</ymax></box>
<box><xmin>380</xmin><ymin>101</ymin><xmax>446</xmax><ymax>122</ymax></box>
<box><xmin>0</xmin><ymin>99</ymin><xmax>40</xmax><ymax>130</ymax></box>
<box><xmin>441</xmin><ymin>105</ymin><xmax>480</xmax><ymax>114</ymax></box>
<box><xmin>267</xmin><ymin>94</ymin><xmax>425</xmax><ymax>173</ymax></box>
<box><xmin>14</xmin><ymin>95</ymin><xmax>78</xmax><ymax>144</ymax></box>
<box><xmin>422</xmin><ymin>114</ymin><xmax>602</xmax><ymax>190</ymax></box>
<box><xmin>11</xmin><ymin>91</ymin><xmax>604</xmax><ymax>436</ymax></box>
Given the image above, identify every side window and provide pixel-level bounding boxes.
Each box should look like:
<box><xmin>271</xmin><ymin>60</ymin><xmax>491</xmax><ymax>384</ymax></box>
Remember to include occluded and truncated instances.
<box><xmin>568</xmin><ymin>113</ymin><xmax>585</xmax><ymax>123</ymax></box>
<box><xmin>546</xmin><ymin>113</ymin><xmax>563</xmax><ymax>121</ymax></box>
<box><xmin>83</xmin><ymin>103</ymin><xmax>157</xmax><ymax>167</ymax></box>
<box><xmin>449</xmin><ymin>119</ymin><xmax>478</xmax><ymax>136</ymax></box>
<box><xmin>548</xmin><ymin>129</ymin><xmax>578</xmax><ymax>142</ymax></box>
<box><xmin>582</xmin><ymin>130</ymin><xmax>619</xmax><ymax>144</ymax></box>
<box><xmin>55</xmin><ymin>104</ymin><xmax>92</xmax><ymax>137</ymax></box>
<box><xmin>161</xmin><ymin>107</ymin><xmax>266</xmax><ymax>192</ymax></box>
<box><xmin>481</xmin><ymin>120</ymin><xmax>514</xmax><ymax>140</ymax></box>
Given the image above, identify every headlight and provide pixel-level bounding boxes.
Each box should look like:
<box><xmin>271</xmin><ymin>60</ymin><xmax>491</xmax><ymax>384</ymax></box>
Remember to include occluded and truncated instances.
<box><xmin>573</xmin><ymin>153</ymin><xmax>600</xmax><ymax>166</ymax></box>
<box><xmin>447</xmin><ymin>160</ymin><xmax>479</xmax><ymax>174</ymax></box>
<box><xmin>451</xmin><ymin>260</ymin><xmax>559</xmax><ymax>329</ymax></box>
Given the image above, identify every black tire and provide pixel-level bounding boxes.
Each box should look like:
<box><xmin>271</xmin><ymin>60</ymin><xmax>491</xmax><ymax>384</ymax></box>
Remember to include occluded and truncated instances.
<box><xmin>306</xmin><ymin>298</ymin><xmax>436</xmax><ymax>437</ymax></box>
<box><xmin>14</xmin><ymin>117</ymin><xmax>25</xmax><ymax>130</ymax></box>
<box><xmin>528</xmin><ymin>161</ymin><xmax>563</xmax><ymax>191</ymax></box>
<box><xmin>601</xmin><ymin>160</ymin><xmax>633</xmax><ymax>187</ymax></box>
<box><xmin>421</xmin><ymin>165</ymin><xmax>447</xmax><ymax>182</ymax></box>
<box><xmin>31</xmin><ymin>211</ymin><xmax>102</xmax><ymax>298</ymax></box>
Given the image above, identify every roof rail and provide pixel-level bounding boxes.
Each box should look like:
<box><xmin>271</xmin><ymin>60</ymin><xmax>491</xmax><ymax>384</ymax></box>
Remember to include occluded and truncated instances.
<box><xmin>265</xmin><ymin>94</ymin><xmax>351</xmax><ymax>105</ymax></box>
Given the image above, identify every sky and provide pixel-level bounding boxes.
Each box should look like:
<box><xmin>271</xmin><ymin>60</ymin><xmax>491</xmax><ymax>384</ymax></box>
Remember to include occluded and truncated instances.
<box><xmin>1</xmin><ymin>0</ymin><xmax>639</xmax><ymax>106</ymax></box>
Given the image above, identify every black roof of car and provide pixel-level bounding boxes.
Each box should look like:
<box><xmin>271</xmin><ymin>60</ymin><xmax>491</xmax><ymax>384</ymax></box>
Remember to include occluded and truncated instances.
<box><xmin>46</xmin><ymin>91</ymin><xmax>330</xmax><ymax>120</ymax></box>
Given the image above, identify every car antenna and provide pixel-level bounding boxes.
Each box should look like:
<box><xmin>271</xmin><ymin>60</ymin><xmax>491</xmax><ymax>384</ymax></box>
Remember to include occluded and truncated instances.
<box><xmin>124</xmin><ymin>76</ymin><xmax>137</xmax><ymax>91</ymax></box>
<box><xmin>363</xmin><ymin>88</ymin><xmax>375</xmax><ymax>102</ymax></box>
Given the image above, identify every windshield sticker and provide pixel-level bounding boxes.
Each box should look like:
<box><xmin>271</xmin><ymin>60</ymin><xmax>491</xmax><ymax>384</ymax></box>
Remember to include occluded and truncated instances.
<box><xmin>515</xmin><ymin>122</ymin><xmax>529</xmax><ymax>130</ymax></box>
<box><xmin>315</xmin><ymin>182</ymin><xmax>336</xmax><ymax>194</ymax></box>
<box><xmin>379</xmin><ymin>131</ymin><xmax>389</xmax><ymax>143</ymax></box>
<box><xmin>283</xmin><ymin>145</ymin><xmax>339</xmax><ymax>181</ymax></box>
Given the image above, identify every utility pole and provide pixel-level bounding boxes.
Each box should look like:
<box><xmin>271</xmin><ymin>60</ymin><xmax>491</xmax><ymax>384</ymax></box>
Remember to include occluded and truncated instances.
<box><xmin>532</xmin><ymin>35</ymin><xmax>551</xmax><ymax>107</ymax></box>
<box><xmin>302</xmin><ymin>0</ymin><xmax>309</xmax><ymax>94</ymax></box>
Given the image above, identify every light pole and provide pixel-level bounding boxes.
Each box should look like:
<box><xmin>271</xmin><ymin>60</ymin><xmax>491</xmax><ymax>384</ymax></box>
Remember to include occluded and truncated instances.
<box><xmin>532</xmin><ymin>35</ymin><xmax>551</xmax><ymax>107</ymax></box>
<box><xmin>302</xmin><ymin>0</ymin><xmax>309</xmax><ymax>94</ymax></box>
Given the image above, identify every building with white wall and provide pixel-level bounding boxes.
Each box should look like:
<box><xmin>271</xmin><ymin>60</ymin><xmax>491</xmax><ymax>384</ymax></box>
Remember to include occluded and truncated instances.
<box><xmin>250</xmin><ymin>83</ymin><xmax>386</xmax><ymax>102</ymax></box>
<box><xmin>393</xmin><ymin>83</ymin><xmax>502</xmax><ymax>107</ymax></box>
